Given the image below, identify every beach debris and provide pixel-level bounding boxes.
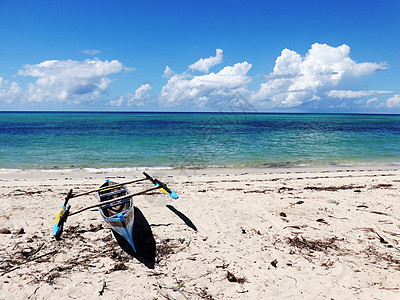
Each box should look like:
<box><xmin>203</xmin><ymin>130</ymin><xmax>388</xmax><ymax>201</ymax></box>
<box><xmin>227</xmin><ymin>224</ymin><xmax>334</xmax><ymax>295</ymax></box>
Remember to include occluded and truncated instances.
<box><xmin>174</xmin><ymin>277</ymin><xmax>185</xmax><ymax>290</ymax></box>
<box><xmin>196</xmin><ymin>287</ymin><xmax>215</xmax><ymax>300</ymax></box>
<box><xmin>357</xmin><ymin>209</ymin><xmax>390</xmax><ymax>216</ymax></box>
<box><xmin>383</xmin><ymin>230</ymin><xmax>400</xmax><ymax>237</ymax></box>
<box><xmin>363</xmin><ymin>245</ymin><xmax>400</xmax><ymax>270</ymax></box>
<box><xmin>316</xmin><ymin>218</ymin><xmax>328</xmax><ymax>224</ymax></box>
<box><xmin>0</xmin><ymin>228</ymin><xmax>11</xmax><ymax>234</ymax></box>
<box><xmin>283</xmin><ymin>225</ymin><xmax>301</xmax><ymax>230</ymax></box>
<box><xmin>0</xmin><ymin>262</ymin><xmax>11</xmax><ymax>270</ymax></box>
<box><xmin>43</xmin><ymin>269</ymin><xmax>61</xmax><ymax>284</ymax></box>
<box><xmin>111</xmin><ymin>262</ymin><xmax>128</xmax><ymax>271</ymax></box>
<box><xmin>327</xmin><ymin>215</ymin><xmax>348</xmax><ymax>220</ymax></box>
<box><xmin>156</xmin><ymin>238</ymin><xmax>178</xmax><ymax>264</ymax></box>
<box><xmin>216</xmin><ymin>262</ymin><xmax>230</xmax><ymax>269</ymax></box>
<box><xmin>356</xmin><ymin>204</ymin><xmax>368</xmax><ymax>208</ymax></box>
<box><xmin>372</xmin><ymin>183</ymin><xmax>393</xmax><ymax>189</ymax></box>
<box><xmin>288</xmin><ymin>236</ymin><xmax>339</xmax><ymax>253</ymax></box>
<box><xmin>375</xmin><ymin>232</ymin><xmax>389</xmax><ymax>244</ymax></box>
<box><xmin>1</xmin><ymin>248</ymin><xmax>59</xmax><ymax>277</ymax></box>
<box><xmin>99</xmin><ymin>280</ymin><xmax>107</xmax><ymax>296</ymax></box>
<box><xmin>155</xmin><ymin>281</ymin><xmax>189</xmax><ymax>300</ymax></box>
<box><xmin>244</xmin><ymin>189</ymin><xmax>271</xmax><ymax>194</ymax></box>
<box><xmin>305</xmin><ymin>185</ymin><xmax>365</xmax><ymax>191</ymax></box>
<box><xmin>369</xmin><ymin>263</ymin><xmax>383</xmax><ymax>269</ymax></box>
<box><xmin>280</xmin><ymin>212</ymin><xmax>287</xmax><ymax>217</ymax></box>
<box><xmin>156</xmin><ymin>283</ymin><xmax>176</xmax><ymax>300</ymax></box>
<box><xmin>287</xmin><ymin>200</ymin><xmax>305</xmax><ymax>209</ymax></box>
<box><xmin>21</xmin><ymin>242</ymin><xmax>44</xmax><ymax>258</ymax></box>
<box><xmin>111</xmin><ymin>250</ymin><xmax>130</xmax><ymax>263</ymax></box>
<box><xmin>87</xmin><ymin>223</ymin><xmax>104</xmax><ymax>232</ymax></box>
<box><xmin>226</xmin><ymin>271</ymin><xmax>246</xmax><ymax>283</ymax></box>
<box><xmin>16</xmin><ymin>228</ymin><xmax>25</xmax><ymax>235</ymax></box>
<box><xmin>270</xmin><ymin>259</ymin><xmax>278</xmax><ymax>268</ymax></box>
<box><xmin>321</xmin><ymin>260</ymin><xmax>334</xmax><ymax>268</ymax></box>
<box><xmin>278</xmin><ymin>187</ymin><xmax>294</xmax><ymax>193</ymax></box>
<box><xmin>369</xmin><ymin>211</ymin><xmax>390</xmax><ymax>216</ymax></box>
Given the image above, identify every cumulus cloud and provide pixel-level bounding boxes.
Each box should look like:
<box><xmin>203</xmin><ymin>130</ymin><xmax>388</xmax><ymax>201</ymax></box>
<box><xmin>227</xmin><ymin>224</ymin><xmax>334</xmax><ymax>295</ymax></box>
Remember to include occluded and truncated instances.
<box><xmin>1</xmin><ymin>45</ymin><xmax>393</xmax><ymax>112</ymax></box>
<box><xmin>160</xmin><ymin>61</ymin><xmax>252</xmax><ymax>106</ymax></box>
<box><xmin>111</xmin><ymin>83</ymin><xmax>152</xmax><ymax>107</ymax></box>
<box><xmin>326</xmin><ymin>90</ymin><xmax>394</xmax><ymax>99</ymax></box>
<box><xmin>128</xmin><ymin>83</ymin><xmax>151</xmax><ymax>106</ymax></box>
<box><xmin>0</xmin><ymin>77</ymin><xmax>22</xmax><ymax>104</ymax></box>
<box><xmin>252</xmin><ymin>43</ymin><xmax>387</xmax><ymax>108</ymax></box>
<box><xmin>188</xmin><ymin>49</ymin><xmax>223</xmax><ymax>73</ymax></box>
<box><xmin>18</xmin><ymin>59</ymin><xmax>125</xmax><ymax>103</ymax></box>
<box><xmin>386</xmin><ymin>94</ymin><xmax>400</xmax><ymax>108</ymax></box>
<box><xmin>109</xmin><ymin>97</ymin><xmax>124</xmax><ymax>107</ymax></box>
<box><xmin>162</xmin><ymin>66</ymin><xmax>174</xmax><ymax>79</ymax></box>
<box><xmin>366</xmin><ymin>98</ymin><xmax>378</xmax><ymax>105</ymax></box>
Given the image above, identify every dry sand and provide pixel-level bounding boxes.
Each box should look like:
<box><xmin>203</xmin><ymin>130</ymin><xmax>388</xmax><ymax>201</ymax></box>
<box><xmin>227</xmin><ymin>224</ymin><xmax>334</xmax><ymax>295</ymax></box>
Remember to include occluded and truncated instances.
<box><xmin>1</xmin><ymin>166</ymin><xmax>400</xmax><ymax>299</ymax></box>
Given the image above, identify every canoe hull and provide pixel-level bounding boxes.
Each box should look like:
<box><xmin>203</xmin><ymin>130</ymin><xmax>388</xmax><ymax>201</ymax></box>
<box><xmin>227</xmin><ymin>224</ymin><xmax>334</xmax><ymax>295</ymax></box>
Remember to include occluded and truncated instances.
<box><xmin>97</xmin><ymin>180</ymin><xmax>136</xmax><ymax>252</ymax></box>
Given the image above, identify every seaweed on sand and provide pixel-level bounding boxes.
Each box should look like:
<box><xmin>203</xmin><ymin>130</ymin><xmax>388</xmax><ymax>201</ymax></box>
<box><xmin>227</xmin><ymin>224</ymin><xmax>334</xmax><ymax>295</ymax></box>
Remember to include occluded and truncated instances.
<box><xmin>288</xmin><ymin>236</ymin><xmax>340</xmax><ymax>253</ymax></box>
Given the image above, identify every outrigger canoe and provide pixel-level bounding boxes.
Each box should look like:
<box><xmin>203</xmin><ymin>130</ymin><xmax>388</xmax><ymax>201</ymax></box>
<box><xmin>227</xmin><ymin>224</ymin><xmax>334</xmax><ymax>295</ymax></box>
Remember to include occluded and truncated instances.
<box><xmin>53</xmin><ymin>172</ymin><xmax>178</xmax><ymax>252</ymax></box>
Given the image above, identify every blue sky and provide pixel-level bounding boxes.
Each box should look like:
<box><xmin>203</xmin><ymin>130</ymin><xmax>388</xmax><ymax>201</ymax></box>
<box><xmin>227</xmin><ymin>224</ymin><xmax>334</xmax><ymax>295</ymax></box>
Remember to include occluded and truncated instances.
<box><xmin>1</xmin><ymin>0</ymin><xmax>399</xmax><ymax>112</ymax></box>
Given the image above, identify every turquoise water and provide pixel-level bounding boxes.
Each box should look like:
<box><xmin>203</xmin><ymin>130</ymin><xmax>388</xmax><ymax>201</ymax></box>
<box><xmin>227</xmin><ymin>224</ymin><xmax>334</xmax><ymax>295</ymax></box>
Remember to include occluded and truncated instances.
<box><xmin>0</xmin><ymin>112</ymin><xmax>399</xmax><ymax>170</ymax></box>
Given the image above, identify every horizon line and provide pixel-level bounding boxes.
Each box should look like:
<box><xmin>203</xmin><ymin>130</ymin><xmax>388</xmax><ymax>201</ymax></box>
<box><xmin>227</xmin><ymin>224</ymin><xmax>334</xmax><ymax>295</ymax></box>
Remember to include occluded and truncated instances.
<box><xmin>0</xmin><ymin>110</ymin><xmax>399</xmax><ymax>116</ymax></box>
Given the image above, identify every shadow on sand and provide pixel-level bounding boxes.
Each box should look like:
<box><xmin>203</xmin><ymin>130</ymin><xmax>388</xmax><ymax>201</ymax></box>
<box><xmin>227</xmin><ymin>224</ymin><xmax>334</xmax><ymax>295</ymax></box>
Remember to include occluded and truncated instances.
<box><xmin>113</xmin><ymin>207</ymin><xmax>156</xmax><ymax>269</ymax></box>
<box><xmin>166</xmin><ymin>205</ymin><xmax>197</xmax><ymax>231</ymax></box>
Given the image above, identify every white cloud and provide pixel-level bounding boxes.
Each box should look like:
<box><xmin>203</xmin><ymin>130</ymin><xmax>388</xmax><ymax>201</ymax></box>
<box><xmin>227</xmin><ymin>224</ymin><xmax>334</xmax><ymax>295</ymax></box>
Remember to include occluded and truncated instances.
<box><xmin>111</xmin><ymin>83</ymin><xmax>152</xmax><ymax>107</ymax></box>
<box><xmin>188</xmin><ymin>49</ymin><xmax>223</xmax><ymax>73</ymax></box>
<box><xmin>327</xmin><ymin>90</ymin><xmax>394</xmax><ymax>99</ymax></box>
<box><xmin>109</xmin><ymin>97</ymin><xmax>124</xmax><ymax>107</ymax></box>
<box><xmin>160</xmin><ymin>61</ymin><xmax>252</xmax><ymax>106</ymax></box>
<box><xmin>252</xmin><ymin>43</ymin><xmax>387</xmax><ymax>108</ymax></box>
<box><xmin>162</xmin><ymin>66</ymin><xmax>174</xmax><ymax>79</ymax></box>
<box><xmin>1</xmin><ymin>44</ymin><xmax>393</xmax><ymax>112</ymax></box>
<box><xmin>0</xmin><ymin>77</ymin><xmax>22</xmax><ymax>104</ymax></box>
<box><xmin>18</xmin><ymin>59</ymin><xmax>125</xmax><ymax>103</ymax></box>
<box><xmin>82</xmin><ymin>49</ymin><xmax>101</xmax><ymax>55</ymax></box>
<box><xmin>386</xmin><ymin>94</ymin><xmax>400</xmax><ymax>108</ymax></box>
<box><xmin>128</xmin><ymin>83</ymin><xmax>151</xmax><ymax>106</ymax></box>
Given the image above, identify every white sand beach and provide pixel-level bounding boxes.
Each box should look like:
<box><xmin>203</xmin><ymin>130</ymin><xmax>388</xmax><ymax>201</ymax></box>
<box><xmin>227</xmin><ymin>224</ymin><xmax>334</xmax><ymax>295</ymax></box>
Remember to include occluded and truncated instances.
<box><xmin>1</xmin><ymin>166</ymin><xmax>400</xmax><ymax>299</ymax></box>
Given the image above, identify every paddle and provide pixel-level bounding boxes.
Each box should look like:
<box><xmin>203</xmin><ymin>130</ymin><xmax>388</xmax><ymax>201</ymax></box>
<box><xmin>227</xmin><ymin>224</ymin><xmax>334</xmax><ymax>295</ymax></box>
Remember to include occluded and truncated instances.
<box><xmin>143</xmin><ymin>172</ymin><xmax>179</xmax><ymax>199</ymax></box>
<box><xmin>52</xmin><ymin>189</ymin><xmax>73</xmax><ymax>239</ymax></box>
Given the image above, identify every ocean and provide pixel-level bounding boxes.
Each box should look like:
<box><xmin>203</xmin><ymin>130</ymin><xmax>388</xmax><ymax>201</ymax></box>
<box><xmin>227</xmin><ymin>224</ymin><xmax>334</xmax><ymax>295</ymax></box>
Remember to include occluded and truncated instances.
<box><xmin>0</xmin><ymin>112</ymin><xmax>399</xmax><ymax>171</ymax></box>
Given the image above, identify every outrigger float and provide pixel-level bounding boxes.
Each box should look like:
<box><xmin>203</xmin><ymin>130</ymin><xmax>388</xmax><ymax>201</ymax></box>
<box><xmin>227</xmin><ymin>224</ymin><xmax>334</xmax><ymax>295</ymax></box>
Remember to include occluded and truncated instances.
<box><xmin>52</xmin><ymin>172</ymin><xmax>178</xmax><ymax>252</ymax></box>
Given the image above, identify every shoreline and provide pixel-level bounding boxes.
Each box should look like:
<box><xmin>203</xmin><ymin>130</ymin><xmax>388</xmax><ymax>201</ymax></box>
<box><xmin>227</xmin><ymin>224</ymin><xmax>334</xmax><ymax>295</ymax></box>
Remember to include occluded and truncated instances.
<box><xmin>1</xmin><ymin>162</ymin><xmax>399</xmax><ymax>181</ymax></box>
